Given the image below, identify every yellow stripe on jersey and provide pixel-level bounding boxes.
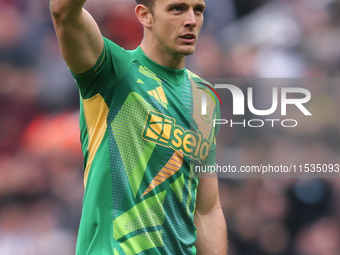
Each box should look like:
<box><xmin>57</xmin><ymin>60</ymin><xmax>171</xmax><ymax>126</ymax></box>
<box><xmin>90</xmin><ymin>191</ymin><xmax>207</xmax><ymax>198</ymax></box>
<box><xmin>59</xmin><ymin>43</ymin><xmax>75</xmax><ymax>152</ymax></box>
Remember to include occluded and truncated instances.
<box><xmin>82</xmin><ymin>94</ymin><xmax>109</xmax><ymax>188</ymax></box>
<box><xmin>151</xmin><ymin>90</ymin><xmax>160</xmax><ymax>100</ymax></box>
<box><xmin>156</xmin><ymin>87</ymin><xmax>168</xmax><ymax>104</ymax></box>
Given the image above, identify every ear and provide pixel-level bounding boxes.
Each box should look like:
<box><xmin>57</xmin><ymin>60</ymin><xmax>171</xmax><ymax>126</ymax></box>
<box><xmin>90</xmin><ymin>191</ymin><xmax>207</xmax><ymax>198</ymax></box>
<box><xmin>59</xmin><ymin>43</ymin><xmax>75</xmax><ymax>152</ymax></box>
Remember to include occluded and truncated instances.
<box><xmin>135</xmin><ymin>4</ymin><xmax>153</xmax><ymax>28</ymax></box>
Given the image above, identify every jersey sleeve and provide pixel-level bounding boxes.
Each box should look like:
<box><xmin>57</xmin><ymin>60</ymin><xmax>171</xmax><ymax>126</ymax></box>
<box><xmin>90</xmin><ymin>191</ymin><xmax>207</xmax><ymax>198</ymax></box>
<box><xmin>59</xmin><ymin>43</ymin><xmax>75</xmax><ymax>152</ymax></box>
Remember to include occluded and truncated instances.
<box><xmin>70</xmin><ymin>37</ymin><xmax>133</xmax><ymax>99</ymax></box>
<box><xmin>203</xmin><ymin>102</ymin><xmax>221</xmax><ymax>166</ymax></box>
<box><xmin>187</xmin><ymin>71</ymin><xmax>221</xmax><ymax>166</ymax></box>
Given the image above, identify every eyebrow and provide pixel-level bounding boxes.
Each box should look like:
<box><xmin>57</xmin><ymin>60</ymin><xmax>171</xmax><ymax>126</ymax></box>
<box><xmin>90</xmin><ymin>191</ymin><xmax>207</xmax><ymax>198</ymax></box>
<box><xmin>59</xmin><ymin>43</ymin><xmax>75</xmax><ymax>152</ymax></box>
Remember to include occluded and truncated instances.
<box><xmin>196</xmin><ymin>3</ymin><xmax>206</xmax><ymax>9</ymax></box>
<box><xmin>166</xmin><ymin>1</ymin><xmax>206</xmax><ymax>10</ymax></box>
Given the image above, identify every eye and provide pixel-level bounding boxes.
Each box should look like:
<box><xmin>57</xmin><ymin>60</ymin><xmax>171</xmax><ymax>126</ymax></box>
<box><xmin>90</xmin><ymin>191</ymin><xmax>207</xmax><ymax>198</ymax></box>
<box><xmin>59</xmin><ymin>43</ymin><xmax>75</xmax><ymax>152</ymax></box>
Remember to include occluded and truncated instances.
<box><xmin>172</xmin><ymin>6</ymin><xmax>183</xmax><ymax>12</ymax></box>
<box><xmin>194</xmin><ymin>7</ymin><xmax>204</xmax><ymax>14</ymax></box>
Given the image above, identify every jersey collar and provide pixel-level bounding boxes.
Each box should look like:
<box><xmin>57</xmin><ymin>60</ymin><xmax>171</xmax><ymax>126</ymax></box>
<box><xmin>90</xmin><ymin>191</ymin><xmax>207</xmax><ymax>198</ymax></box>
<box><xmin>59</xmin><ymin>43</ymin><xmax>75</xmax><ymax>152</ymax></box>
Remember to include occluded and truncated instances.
<box><xmin>131</xmin><ymin>47</ymin><xmax>185</xmax><ymax>86</ymax></box>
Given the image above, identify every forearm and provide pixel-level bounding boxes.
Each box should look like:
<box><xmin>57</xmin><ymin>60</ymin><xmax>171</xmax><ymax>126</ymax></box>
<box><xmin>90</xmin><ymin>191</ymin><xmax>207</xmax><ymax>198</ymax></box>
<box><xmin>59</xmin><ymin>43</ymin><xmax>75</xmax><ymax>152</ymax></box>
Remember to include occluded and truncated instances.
<box><xmin>195</xmin><ymin>206</ymin><xmax>227</xmax><ymax>255</ymax></box>
<box><xmin>50</xmin><ymin>0</ymin><xmax>103</xmax><ymax>74</ymax></box>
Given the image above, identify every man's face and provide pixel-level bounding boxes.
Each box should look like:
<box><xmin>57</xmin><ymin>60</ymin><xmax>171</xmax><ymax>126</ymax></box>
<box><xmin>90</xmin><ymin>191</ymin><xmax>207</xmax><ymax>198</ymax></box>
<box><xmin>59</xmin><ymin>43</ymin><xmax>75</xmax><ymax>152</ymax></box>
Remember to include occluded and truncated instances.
<box><xmin>150</xmin><ymin>0</ymin><xmax>206</xmax><ymax>58</ymax></box>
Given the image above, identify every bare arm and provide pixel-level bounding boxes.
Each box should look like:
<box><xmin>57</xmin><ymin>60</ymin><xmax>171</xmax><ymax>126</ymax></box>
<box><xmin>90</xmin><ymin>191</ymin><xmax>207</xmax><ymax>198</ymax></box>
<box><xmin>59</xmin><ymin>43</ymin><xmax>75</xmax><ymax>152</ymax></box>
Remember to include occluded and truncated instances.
<box><xmin>194</xmin><ymin>172</ymin><xmax>227</xmax><ymax>255</ymax></box>
<box><xmin>50</xmin><ymin>0</ymin><xmax>103</xmax><ymax>74</ymax></box>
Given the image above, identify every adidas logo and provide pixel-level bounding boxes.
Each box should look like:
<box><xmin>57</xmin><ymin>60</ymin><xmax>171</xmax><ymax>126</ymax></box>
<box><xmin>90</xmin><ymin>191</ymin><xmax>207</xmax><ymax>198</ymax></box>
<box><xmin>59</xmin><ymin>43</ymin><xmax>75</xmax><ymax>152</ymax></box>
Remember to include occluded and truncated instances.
<box><xmin>148</xmin><ymin>87</ymin><xmax>168</xmax><ymax>108</ymax></box>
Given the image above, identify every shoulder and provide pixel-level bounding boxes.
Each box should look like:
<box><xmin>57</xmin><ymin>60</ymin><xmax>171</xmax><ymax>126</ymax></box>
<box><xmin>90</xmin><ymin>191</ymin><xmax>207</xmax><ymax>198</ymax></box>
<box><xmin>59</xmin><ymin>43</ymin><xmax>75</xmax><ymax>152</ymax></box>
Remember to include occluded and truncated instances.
<box><xmin>102</xmin><ymin>37</ymin><xmax>134</xmax><ymax>62</ymax></box>
<box><xmin>186</xmin><ymin>69</ymin><xmax>216</xmax><ymax>91</ymax></box>
<box><xmin>187</xmin><ymin>69</ymin><xmax>221</xmax><ymax>125</ymax></box>
<box><xmin>186</xmin><ymin>69</ymin><xmax>220</xmax><ymax>103</ymax></box>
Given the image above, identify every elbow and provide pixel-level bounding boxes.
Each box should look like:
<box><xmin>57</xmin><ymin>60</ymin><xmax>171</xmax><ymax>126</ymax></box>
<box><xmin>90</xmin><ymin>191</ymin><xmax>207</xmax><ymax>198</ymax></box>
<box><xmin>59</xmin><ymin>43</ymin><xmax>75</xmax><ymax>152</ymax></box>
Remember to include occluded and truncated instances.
<box><xmin>49</xmin><ymin>0</ymin><xmax>64</xmax><ymax>17</ymax></box>
<box><xmin>49</xmin><ymin>0</ymin><xmax>84</xmax><ymax>20</ymax></box>
<box><xmin>195</xmin><ymin>202</ymin><xmax>222</xmax><ymax>217</ymax></box>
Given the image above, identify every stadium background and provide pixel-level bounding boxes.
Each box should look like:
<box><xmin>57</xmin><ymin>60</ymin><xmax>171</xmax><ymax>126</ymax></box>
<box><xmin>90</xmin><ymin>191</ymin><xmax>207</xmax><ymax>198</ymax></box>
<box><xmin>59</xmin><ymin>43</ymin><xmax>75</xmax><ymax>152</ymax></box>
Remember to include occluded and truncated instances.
<box><xmin>1</xmin><ymin>0</ymin><xmax>340</xmax><ymax>254</ymax></box>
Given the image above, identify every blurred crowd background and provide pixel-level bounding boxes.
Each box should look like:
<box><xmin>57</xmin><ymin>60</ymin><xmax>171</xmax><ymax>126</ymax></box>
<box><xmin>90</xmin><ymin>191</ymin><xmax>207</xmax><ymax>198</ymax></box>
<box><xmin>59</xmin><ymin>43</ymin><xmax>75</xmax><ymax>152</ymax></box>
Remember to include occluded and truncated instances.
<box><xmin>1</xmin><ymin>0</ymin><xmax>340</xmax><ymax>254</ymax></box>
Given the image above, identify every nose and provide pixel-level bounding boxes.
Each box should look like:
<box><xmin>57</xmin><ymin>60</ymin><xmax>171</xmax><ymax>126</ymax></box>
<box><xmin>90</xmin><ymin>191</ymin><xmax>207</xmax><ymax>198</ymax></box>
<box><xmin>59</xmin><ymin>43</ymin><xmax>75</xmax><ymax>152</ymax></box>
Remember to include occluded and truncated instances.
<box><xmin>184</xmin><ymin>9</ymin><xmax>197</xmax><ymax>27</ymax></box>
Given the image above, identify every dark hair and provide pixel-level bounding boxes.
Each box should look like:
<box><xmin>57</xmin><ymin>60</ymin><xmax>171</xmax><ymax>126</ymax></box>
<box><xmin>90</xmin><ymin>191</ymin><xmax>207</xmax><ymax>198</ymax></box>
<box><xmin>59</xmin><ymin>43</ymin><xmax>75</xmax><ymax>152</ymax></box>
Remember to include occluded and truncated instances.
<box><xmin>135</xmin><ymin>0</ymin><xmax>156</xmax><ymax>11</ymax></box>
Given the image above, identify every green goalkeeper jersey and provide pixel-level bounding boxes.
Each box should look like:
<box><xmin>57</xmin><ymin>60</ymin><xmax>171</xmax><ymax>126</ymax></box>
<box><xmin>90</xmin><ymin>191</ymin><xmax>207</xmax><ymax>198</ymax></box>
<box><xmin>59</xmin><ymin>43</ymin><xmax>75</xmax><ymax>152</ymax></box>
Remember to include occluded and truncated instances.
<box><xmin>71</xmin><ymin>37</ymin><xmax>220</xmax><ymax>255</ymax></box>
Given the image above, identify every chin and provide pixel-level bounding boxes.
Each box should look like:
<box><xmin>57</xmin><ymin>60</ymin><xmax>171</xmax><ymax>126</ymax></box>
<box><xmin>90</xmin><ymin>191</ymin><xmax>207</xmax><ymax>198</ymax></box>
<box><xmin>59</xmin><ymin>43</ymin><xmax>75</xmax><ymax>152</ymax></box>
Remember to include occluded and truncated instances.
<box><xmin>176</xmin><ymin>46</ymin><xmax>196</xmax><ymax>56</ymax></box>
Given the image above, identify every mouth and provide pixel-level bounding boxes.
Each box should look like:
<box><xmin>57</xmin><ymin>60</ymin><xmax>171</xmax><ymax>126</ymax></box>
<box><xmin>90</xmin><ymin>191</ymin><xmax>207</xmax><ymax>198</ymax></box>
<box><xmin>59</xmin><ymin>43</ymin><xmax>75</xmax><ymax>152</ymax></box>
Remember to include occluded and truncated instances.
<box><xmin>179</xmin><ymin>33</ymin><xmax>196</xmax><ymax>44</ymax></box>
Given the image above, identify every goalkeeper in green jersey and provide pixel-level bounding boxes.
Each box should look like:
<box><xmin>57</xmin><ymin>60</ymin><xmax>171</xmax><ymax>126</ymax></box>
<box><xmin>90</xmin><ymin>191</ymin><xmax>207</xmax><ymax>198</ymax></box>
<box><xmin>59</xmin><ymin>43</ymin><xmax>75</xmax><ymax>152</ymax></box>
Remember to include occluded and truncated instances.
<box><xmin>50</xmin><ymin>0</ymin><xmax>227</xmax><ymax>254</ymax></box>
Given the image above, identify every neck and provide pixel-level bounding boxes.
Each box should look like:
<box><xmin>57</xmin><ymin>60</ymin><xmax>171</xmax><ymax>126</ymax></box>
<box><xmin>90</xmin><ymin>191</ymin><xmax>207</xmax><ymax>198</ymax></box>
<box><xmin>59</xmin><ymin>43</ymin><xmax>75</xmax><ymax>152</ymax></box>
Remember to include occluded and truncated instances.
<box><xmin>140</xmin><ymin>38</ymin><xmax>186</xmax><ymax>70</ymax></box>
